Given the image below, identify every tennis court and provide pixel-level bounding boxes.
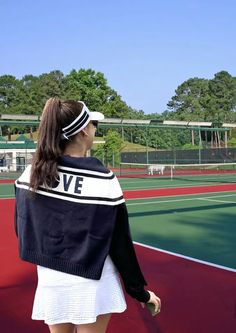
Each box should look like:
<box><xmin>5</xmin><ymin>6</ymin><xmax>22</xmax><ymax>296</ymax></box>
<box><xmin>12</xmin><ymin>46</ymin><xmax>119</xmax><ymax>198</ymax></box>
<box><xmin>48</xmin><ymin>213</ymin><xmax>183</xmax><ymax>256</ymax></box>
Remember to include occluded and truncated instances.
<box><xmin>1</xmin><ymin>172</ymin><xmax>236</xmax><ymax>332</ymax></box>
<box><xmin>126</xmin><ymin>192</ymin><xmax>236</xmax><ymax>270</ymax></box>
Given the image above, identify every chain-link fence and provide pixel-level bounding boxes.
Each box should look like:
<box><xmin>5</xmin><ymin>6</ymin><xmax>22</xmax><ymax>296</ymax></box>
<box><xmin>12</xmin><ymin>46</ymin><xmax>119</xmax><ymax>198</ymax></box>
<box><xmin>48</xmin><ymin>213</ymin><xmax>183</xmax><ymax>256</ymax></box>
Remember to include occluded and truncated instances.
<box><xmin>121</xmin><ymin>147</ymin><xmax>236</xmax><ymax>165</ymax></box>
<box><xmin>0</xmin><ymin>151</ymin><xmax>34</xmax><ymax>172</ymax></box>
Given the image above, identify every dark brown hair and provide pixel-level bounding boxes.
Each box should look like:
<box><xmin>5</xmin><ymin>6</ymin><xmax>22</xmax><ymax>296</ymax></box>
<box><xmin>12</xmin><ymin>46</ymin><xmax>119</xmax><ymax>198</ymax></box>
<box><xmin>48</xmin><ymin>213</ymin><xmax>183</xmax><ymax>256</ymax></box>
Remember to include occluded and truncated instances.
<box><xmin>30</xmin><ymin>97</ymin><xmax>83</xmax><ymax>191</ymax></box>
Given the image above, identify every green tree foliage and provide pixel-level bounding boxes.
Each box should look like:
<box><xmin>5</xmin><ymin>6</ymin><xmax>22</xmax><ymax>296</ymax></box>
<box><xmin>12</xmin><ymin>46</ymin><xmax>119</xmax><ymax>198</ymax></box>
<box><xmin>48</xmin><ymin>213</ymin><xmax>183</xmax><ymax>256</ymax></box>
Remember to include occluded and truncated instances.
<box><xmin>38</xmin><ymin>70</ymin><xmax>65</xmax><ymax>104</ymax></box>
<box><xmin>18</xmin><ymin>74</ymin><xmax>41</xmax><ymax>114</ymax></box>
<box><xmin>182</xmin><ymin>143</ymin><xmax>202</xmax><ymax>150</ymax></box>
<box><xmin>0</xmin><ymin>69</ymin><xmax>133</xmax><ymax>119</ymax></box>
<box><xmin>227</xmin><ymin>137</ymin><xmax>236</xmax><ymax>147</ymax></box>
<box><xmin>0</xmin><ymin>75</ymin><xmax>20</xmax><ymax>113</ymax></box>
<box><xmin>93</xmin><ymin>130</ymin><xmax>124</xmax><ymax>167</ymax></box>
<box><xmin>167</xmin><ymin>77</ymin><xmax>210</xmax><ymax>120</ymax></box>
<box><xmin>1</xmin><ymin>69</ymin><xmax>236</xmax><ymax>149</ymax></box>
<box><xmin>208</xmin><ymin>71</ymin><xmax>236</xmax><ymax>123</ymax></box>
<box><xmin>62</xmin><ymin>69</ymin><xmax>132</xmax><ymax>118</ymax></box>
<box><xmin>167</xmin><ymin>71</ymin><xmax>236</xmax><ymax>123</ymax></box>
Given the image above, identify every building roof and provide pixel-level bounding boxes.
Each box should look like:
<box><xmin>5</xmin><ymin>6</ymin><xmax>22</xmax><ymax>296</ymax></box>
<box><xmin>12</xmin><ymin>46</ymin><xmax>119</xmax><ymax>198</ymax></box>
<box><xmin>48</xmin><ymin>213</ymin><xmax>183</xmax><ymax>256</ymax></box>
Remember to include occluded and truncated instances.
<box><xmin>15</xmin><ymin>134</ymin><xmax>33</xmax><ymax>142</ymax></box>
<box><xmin>0</xmin><ymin>141</ymin><xmax>36</xmax><ymax>149</ymax></box>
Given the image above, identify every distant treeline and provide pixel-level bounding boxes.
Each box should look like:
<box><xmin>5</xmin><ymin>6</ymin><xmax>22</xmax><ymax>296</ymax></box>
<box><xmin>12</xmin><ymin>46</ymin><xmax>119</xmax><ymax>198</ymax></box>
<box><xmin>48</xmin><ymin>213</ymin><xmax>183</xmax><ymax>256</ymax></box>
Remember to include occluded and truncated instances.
<box><xmin>0</xmin><ymin>69</ymin><xmax>144</xmax><ymax>119</ymax></box>
<box><xmin>0</xmin><ymin>69</ymin><xmax>236</xmax><ymax>149</ymax></box>
<box><xmin>166</xmin><ymin>70</ymin><xmax>236</xmax><ymax>124</ymax></box>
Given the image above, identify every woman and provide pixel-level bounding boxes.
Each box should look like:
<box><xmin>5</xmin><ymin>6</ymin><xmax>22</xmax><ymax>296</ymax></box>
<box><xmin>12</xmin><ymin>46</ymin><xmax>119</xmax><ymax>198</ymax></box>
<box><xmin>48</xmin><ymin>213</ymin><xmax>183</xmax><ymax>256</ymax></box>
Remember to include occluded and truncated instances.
<box><xmin>15</xmin><ymin>98</ymin><xmax>161</xmax><ymax>333</ymax></box>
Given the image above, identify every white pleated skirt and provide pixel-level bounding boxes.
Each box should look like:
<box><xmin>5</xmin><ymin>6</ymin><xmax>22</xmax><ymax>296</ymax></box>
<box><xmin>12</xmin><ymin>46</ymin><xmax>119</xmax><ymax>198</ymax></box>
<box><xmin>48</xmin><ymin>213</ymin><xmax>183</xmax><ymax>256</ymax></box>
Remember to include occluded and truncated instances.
<box><xmin>32</xmin><ymin>256</ymin><xmax>127</xmax><ymax>325</ymax></box>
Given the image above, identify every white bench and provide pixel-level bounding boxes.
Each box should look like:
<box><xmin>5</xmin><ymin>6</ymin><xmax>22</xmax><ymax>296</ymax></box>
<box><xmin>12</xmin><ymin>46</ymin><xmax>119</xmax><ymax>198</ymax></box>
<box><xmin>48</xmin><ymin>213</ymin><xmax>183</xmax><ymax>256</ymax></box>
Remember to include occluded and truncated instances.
<box><xmin>0</xmin><ymin>166</ymin><xmax>9</xmax><ymax>172</ymax></box>
<box><xmin>148</xmin><ymin>165</ymin><xmax>165</xmax><ymax>175</ymax></box>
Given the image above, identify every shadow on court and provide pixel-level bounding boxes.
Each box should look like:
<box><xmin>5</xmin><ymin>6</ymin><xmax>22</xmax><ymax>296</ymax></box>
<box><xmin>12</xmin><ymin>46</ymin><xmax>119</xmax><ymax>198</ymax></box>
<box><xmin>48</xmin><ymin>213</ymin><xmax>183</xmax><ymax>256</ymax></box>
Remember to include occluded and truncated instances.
<box><xmin>129</xmin><ymin>202</ymin><xmax>236</xmax><ymax>218</ymax></box>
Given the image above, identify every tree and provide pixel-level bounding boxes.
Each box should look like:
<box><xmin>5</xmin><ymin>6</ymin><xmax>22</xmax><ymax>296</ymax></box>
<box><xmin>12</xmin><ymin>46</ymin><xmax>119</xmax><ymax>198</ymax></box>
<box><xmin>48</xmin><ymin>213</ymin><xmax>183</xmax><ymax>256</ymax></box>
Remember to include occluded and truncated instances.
<box><xmin>17</xmin><ymin>74</ymin><xmax>42</xmax><ymax>114</ymax></box>
<box><xmin>38</xmin><ymin>70</ymin><xmax>65</xmax><ymax>105</ymax></box>
<box><xmin>208</xmin><ymin>71</ymin><xmax>236</xmax><ymax>123</ymax></box>
<box><xmin>93</xmin><ymin>130</ymin><xmax>124</xmax><ymax>167</ymax></box>
<box><xmin>63</xmin><ymin>68</ymin><xmax>110</xmax><ymax>108</ymax></box>
<box><xmin>167</xmin><ymin>71</ymin><xmax>236</xmax><ymax>124</ymax></box>
<box><xmin>63</xmin><ymin>69</ymin><xmax>134</xmax><ymax>119</ymax></box>
<box><xmin>0</xmin><ymin>75</ymin><xmax>20</xmax><ymax>113</ymax></box>
<box><xmin>167</xmin><ymin>77</ymin><xmax>210</xmax><ymax>121</ymax></box>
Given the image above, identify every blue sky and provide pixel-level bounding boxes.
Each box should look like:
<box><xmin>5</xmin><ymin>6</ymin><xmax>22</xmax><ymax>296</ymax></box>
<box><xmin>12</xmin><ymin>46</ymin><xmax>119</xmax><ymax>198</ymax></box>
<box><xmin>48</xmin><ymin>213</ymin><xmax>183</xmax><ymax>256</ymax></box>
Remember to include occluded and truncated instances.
<box><xmin>0</xmin><ymin>0</ymin><xmax>235</xmax><ymax>114</ymax></box>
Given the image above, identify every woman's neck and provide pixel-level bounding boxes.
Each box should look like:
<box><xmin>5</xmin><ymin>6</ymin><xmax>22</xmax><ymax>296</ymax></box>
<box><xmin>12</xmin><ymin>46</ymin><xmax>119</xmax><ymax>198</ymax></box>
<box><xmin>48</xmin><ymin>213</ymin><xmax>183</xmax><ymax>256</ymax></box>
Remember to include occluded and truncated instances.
<box><xmin>63</xmin><ymin>144</ymin><xmax>87</xmax><ymax>158</ymax></box>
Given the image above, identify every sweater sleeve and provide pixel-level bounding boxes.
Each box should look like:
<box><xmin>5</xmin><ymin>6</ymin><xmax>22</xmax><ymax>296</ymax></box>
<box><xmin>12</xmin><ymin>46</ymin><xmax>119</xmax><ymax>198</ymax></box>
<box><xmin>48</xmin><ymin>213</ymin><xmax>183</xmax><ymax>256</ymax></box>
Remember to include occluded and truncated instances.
<box><xmin>109</xmin><ymin>203</ymin><xmax>150</xmax><ymax>303</ymax></box>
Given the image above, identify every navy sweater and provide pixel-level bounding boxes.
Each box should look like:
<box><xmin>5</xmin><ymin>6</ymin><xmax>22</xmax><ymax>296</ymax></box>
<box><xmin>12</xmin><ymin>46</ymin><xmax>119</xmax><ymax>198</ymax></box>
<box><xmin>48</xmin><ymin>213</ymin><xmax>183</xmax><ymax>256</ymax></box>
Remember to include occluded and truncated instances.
<box><xmin>15</xmin><ymin>156</ymin><xmax>150</xmax><ymax>303</ymax></box>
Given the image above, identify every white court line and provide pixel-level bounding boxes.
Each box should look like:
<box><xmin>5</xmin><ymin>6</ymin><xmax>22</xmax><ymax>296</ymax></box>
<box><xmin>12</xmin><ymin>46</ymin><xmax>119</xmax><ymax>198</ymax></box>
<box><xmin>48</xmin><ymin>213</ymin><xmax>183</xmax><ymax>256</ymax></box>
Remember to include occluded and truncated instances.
<box><xmin>120</xmin><ymin>173</ymin><xmax>235</xmax><ymax>184</ymax></box>
<box><xmin>197</xmin><ymin>198</ymin><xmax>236</xmax><ymax>204</ymax></box>
<box><xmin>134</xmin><ymin>241</ymin><xmax>236</xmax><ymax>273</ymax></box>
<box><xmin>122</xmin><ymin>182</ymin><xmax>218</xmax><ymax>190</ymax></box>
<box><xmin>2</xmin><ymin>190</ymin><xmax>236</xmax><ymax>202</ymax></box>
<box><xmin>0</xmin><ymin>195</ymin><xmax>14</xmax><ymax>199</ymax></box>
<box><xmin>126</xmin><ymin>193</ymin><xmax>236</xmax><ymax>206</ymax></box>
<box><xmin>127</xmin><ymin>197</ymin><xmax>200</xmax><ymax>206</ymax></box>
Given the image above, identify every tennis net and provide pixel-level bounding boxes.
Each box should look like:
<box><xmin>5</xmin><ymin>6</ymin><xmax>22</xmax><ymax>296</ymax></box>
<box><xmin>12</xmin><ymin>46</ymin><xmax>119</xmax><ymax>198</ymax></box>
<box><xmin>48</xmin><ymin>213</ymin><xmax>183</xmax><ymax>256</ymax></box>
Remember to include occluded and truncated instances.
<box><xmin>119</xmin><ymin>162</ymin><xmax>236</xmax><ymax>183</ymax></box>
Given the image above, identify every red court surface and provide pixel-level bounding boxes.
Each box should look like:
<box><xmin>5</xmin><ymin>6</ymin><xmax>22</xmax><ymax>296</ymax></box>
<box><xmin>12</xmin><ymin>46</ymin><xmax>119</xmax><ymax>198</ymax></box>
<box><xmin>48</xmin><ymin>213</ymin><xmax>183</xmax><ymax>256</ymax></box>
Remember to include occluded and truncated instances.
<box><xmin>1</xmin><ymin>198</ymin><xmax>236</xmax><ymax>333</ymax></box>
<box><xmin>123</xmin><ymin>183</ymin><xmax>236</xmax><ymax>199</ymax></box>
<box><xmin>0</xmin><ymin>179</ymin><xmax>15</xmax><ymax>184</ymax></box>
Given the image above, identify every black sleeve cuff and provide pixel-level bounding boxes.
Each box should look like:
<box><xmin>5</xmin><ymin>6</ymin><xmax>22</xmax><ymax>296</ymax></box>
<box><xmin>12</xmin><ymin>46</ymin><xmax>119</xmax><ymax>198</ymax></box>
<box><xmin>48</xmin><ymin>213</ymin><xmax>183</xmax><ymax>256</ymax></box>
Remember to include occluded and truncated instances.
<box><xmin>127</xmin><ymin>288</ymin><xmax>150</xmax><ymax>303</ymax></box>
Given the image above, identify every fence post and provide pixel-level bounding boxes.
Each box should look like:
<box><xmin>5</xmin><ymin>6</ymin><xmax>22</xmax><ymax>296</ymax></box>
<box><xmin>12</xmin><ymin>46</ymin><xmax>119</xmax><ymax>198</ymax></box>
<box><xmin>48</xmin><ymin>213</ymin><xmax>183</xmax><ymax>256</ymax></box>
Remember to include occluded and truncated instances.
<box><xmin>146</xmin><ymin>127</ymin><xmax>149</xmax><ymax>164</ymax></box>
<box><xmin>198</xmin><ymin>146</ymin><xmax>202</xmax><ymax>164</ymax></box>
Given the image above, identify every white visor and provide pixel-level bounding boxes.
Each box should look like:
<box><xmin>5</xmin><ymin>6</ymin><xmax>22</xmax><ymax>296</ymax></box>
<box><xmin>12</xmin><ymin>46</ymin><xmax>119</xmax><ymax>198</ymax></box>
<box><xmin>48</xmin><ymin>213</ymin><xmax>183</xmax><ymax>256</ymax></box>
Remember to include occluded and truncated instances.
<box><xmin>61</xmin><ymin>101</ymin><xmax>104</xmax><ymax>140</ymax></box>
<box><xmin>90</xmin><ymin>111</ymin><xmax>104</xmax><ymax>121</ymax></box>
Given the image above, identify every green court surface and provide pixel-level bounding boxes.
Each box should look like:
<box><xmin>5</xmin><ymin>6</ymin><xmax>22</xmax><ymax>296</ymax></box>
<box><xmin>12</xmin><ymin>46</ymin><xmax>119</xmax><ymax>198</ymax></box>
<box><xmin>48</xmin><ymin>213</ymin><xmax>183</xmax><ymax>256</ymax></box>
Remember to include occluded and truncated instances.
<box><xmin>0</xmin><ymin>183</ymin><xmax>15</xmax><ymax>198</ymax></box>
<box><xmin>127</xmin><ymin>192</ymin><xmax>236</xmax><ymax>270</ymax></box>
<box><xmin>0</xmin><ymin>172</ymin><xmax>21</xmax><ymax>180</ymax></box>
<box><xmin>119</xmin><ymin>174</ymin><xmax>236</xmax><ymax>191</ymax></box>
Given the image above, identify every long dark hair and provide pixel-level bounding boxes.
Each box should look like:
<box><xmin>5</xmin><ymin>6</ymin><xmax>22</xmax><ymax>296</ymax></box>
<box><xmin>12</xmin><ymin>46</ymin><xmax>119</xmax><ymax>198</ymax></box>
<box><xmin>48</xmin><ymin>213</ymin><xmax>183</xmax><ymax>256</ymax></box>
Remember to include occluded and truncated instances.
<box><xmin>30</xmin><ymin>97</ymin><xmax>83</xmax><ymax>191</ymax></box>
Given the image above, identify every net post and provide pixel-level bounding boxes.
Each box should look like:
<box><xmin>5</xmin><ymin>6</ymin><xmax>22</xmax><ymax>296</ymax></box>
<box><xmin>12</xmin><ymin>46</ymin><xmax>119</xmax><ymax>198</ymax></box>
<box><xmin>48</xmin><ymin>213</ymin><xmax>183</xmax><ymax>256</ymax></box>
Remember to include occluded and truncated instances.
<box><xmin>171</xmin><ymin>165</ymin><xmax>173</xmax><ymax>180</ymax></box>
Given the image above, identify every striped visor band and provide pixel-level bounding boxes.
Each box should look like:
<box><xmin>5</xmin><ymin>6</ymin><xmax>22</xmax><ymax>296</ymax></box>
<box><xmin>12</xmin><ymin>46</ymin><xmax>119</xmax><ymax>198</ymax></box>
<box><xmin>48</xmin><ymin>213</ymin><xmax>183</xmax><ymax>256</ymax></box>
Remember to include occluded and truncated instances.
<box><xmin>61</xmin><ymin>102</ymin><xmax>104</xmax><ymax>140</ymax></box>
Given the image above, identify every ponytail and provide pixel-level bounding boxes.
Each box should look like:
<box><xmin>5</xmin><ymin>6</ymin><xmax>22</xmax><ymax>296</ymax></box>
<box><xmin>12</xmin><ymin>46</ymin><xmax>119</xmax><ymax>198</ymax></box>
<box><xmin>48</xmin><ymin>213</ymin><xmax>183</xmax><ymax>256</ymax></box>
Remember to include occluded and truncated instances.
<box><xmin>30</xmin><ymin>97</ymin><xmax>63</xmax><ymax>191</ymax></box>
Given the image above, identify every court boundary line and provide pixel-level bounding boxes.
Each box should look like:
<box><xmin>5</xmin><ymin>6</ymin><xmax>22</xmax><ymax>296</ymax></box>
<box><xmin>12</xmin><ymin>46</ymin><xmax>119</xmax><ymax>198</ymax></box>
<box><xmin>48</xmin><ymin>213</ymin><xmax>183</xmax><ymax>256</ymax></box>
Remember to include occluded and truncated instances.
<box><xmin>120</xmin><ymin>177</ymin><xmax>236</xmax><ymax>190</ymax></box>
<box><xmin>3</xmin><ymin>192</ymin><xmax>236</xmax><ymax>202</ymax></box>
<box><xmin>2</xmin><ymin>192</ymin><xmax>236</xmax><ymax>203</ymax></box>
<box><xmin>127</xmin><ymin>193</ymin><xmax>236</xmax><ymax>206</ymax></box>
<box><xmin>126</xmin><ymin>190</ymin><xmax>236</xmax><ymax>201</ymax></box>
<box><xmin>197</xmin><ymin>198</ymin><xmax>236</xmax><ymax>204</ymax></box>
<box><xmin>122</xmin><ymin>182</ymin><xmax>223</xmax><ymax>190</ymax></box>
<box><xmin>134</xmin><ymin>241</ymin><xmax>236</xmax><ymax>273</ymax></box>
